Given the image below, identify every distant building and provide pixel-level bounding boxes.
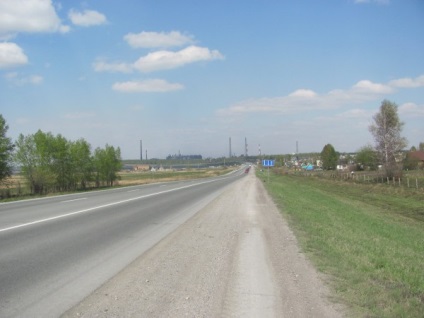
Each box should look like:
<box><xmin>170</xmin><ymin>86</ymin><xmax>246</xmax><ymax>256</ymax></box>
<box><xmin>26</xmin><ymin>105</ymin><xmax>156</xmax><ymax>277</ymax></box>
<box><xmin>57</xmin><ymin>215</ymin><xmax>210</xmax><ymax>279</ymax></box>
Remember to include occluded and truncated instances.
<box><xmin>408</xmin><ymin>151</ymin><xmax>424</xmax><ymax>169</ymax></box>
<box><xmin>134</xmin><ymin>164</ymin><xmax>150</xmax><ymax>171</ymax></box>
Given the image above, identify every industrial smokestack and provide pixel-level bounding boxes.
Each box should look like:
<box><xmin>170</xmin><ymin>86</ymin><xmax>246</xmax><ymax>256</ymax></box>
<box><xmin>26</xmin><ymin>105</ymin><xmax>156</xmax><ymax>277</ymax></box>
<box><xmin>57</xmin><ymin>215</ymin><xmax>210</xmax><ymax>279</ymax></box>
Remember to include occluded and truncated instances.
<box><xmin>229</xmin><ymin>137</ymin><xmax>232</xmax><ymax>158</ymax></box>
<box><xmin>140</xmin><ymin>140</ymin><xmax>142</xmax><ymax>161</ymax></box>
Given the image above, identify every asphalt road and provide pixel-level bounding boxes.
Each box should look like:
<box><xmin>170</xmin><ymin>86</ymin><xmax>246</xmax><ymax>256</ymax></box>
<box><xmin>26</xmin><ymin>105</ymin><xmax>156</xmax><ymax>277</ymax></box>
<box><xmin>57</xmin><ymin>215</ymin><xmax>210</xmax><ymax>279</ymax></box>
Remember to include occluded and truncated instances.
<box><xmin>63</xmin><ymin>166</ymin><xmax>344</xmax><ymax>318</ymax></box>
<box><xmin>0</xmin><ymin>168</ymin><xmax>246</xmax><ymax>317</ymax></box>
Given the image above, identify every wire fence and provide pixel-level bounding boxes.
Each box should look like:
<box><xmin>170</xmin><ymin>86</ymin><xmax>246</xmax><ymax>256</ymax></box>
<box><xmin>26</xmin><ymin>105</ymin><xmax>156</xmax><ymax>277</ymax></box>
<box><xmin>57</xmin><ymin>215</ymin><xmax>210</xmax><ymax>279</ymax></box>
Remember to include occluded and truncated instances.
<box><xmin>287</xmin><ymin>169</ymin><xmax>424</xmax><ymax>191</ymax></box>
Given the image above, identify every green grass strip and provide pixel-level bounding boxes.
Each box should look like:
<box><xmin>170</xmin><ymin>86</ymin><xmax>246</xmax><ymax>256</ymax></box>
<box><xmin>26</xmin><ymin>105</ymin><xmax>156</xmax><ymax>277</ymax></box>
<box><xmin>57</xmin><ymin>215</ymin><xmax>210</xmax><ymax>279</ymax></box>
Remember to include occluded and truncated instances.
<box><xmin>259</xmin><ymin>171</ymin><xmax>424</xmax><ymax>317</ymax></box>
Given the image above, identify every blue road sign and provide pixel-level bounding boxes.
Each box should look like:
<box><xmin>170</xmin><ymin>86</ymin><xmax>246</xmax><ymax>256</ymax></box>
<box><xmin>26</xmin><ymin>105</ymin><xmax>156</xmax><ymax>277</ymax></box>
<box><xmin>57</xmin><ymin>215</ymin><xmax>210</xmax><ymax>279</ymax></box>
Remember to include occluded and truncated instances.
<box><xmin>262</xmin><ymin>159</ymin><xmax>275</xmax><ymax>167</ymax></box>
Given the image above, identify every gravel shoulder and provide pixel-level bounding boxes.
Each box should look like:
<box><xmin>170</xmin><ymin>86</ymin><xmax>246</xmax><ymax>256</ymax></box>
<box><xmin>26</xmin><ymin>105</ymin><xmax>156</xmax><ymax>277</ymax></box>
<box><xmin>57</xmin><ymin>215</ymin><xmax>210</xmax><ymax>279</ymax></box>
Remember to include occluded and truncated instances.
<box><xmin>62</xmin><ymin>167</ymin><xmax>345</xmax><ymax>317</ymax></box>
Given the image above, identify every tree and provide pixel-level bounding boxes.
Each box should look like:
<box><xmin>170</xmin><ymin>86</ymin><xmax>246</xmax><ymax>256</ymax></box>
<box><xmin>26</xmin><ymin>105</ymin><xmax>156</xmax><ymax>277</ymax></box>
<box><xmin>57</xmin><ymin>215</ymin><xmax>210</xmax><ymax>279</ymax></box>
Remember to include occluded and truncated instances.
<box><xmin>0</xmin><ymin>115</ymin><xmax>15</xmax><ymax>184</ymax></box>
<box><xmin>15</xmin><ymin>133</ymin><xmax>43</xmax><ymax>194</ymax></box>
<box><xmin>369</xmin><ymin>100</ymin><xmax>407</xmax><ymax>178</ymax></box>
<box><xmin>93</xmin><ymin>144</ymin><xmax>122</xmax><ymax>187</ymax></box>
<box><xmin>419</xmin><ymin>142</ymin><xmax>424</xmax><ymax>152</ymax></box>
<box><xmin>355</xmin><ymin>145</ymin><xmax>378</xmax><ymax>170</ymax></box>
<box><xmin>320</xmin><ymin>144</ymin><xmax>338</xmax><ymax>170</ymax></box>
<box><xmin>69</xmin><ymin>139</ymin><xmax>93</xmax><ymax>190</ymax></box>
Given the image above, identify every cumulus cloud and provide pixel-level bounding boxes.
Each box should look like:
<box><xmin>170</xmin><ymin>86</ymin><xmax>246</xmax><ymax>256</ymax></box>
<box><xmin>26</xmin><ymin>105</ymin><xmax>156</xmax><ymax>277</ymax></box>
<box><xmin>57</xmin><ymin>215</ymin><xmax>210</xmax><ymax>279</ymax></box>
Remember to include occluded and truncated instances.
<box><xmin>0</xmin><ymin>42</ymin><xmax>28</xmax><ymax>68</ymax></box>
<box><xmin>95</xmin><ymin>45</ymin><xmax>224</xmax><ymax>73</ymax></box>
<box><xmin>112</xmin><ymin>79</ymin><xmax>184</xmax><ymax>93</ymax></box>
<box><xmin>133</xmin><ymin>45</ymin><xmax>224</xmax><ymax>72</ymax></box>
<box><xmin>124</xmin><ymin>31</ymin><xmax>194</xmax><ymax>48</ymax></box>
<box><xmin>68</xmin><ymin>9</ymin><xmax>107</xmax><ymax>27</ymax></box>
<box><xmin>0</xmin><ymin>0</ymin><xmax>69</xmax><ymax>38</ymax></box>
<box><xmin>352</xmin><ymin>80</ymin><xmax>394</xmax><ymax>94</ymax></box>
<box><xmin>399</xmin><ymin>103</ymin><xmax>424</xmax><ymax>116</ymax></box>
<box><xmin>217</xmin><ymin>76</ymin><xmax>422</xmax><ymax>116</ymax></box>
<box><xmin>389</xmin><ymin>75</ymin><xmax>424</xmax><ymax>88</ymax></box>
<box><xmin>289</xmin><ymin>89</ymin><xmax>317</xmax><ymax>98</ymax></box>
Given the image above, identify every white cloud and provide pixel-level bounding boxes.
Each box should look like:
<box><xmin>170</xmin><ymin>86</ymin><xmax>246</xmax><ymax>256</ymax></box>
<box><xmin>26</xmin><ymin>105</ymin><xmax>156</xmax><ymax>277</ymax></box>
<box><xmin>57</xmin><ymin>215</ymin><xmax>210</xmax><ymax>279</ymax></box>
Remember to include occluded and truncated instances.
<box><xmin>133</xmin><ymin>45</ymin><xmax>224</xmax><ymax>72</ymax></box>
<box><xmin>289</xmin><ymin>89</ymin><xmax>317</xmax><ymax>98</ymax></box>
<box><xmin>95</xmin><ymin>45</ymin><xmax>224</xmax><ymax>74</ymax></box>
<box><xmin>0</xmin><ymin>42</ymin><xmax>28</xmax><ymax>68</ymax></box>
<box><xmin>124</xmin><ymin>31</ymin><xmax>194</xmax><ymax>48</ymax></box>
<box><xmin>93</xmin><ymin>60</ymin><xmax>133</xmax><ymax>73</ymax></box>
<box><xmin>0</xmin><ymin>0</ymin><xmax>69</xmax><ymax>38</ymax></box>
<box><xmin>217</xmin><ymin>76</ymin><xmax>422</xmax><ymax>116</ymax></box>
<box><xmin>389</xmin><ymin>75</ymin><xmax>424</xmax><ymax>88</ymax></box>
<box><xmin>68</xmin><ymin>9</ymin><xmax>107</xmax><ymax>27</ymax></box>
<box><xmin>399</xmin><ymin>103</ymin><xmax>424</xmax><ymax>116</ymax></box>
<box><xmin>112</xmin><ymin>79</ymin><xmax>184</xmax><ymax>93</ymax></box>
<box><xmin>4</xmin><ymin>71</ymin><xmax>43</xmax><ymax>85</ymax></box>
<box><xmin>352</xmin><ymin>80</ymin><xmax>393</xmax><ymax>94</ymax></box>
<box><xmin>27</xmin><ymin>74</ymin><xmax>43</xmax><ymax>84</ymax></box>
<box><xmin>334</xmin><ymin>108</ymin><xmax>371</xmax><ymax>119</ymax></box>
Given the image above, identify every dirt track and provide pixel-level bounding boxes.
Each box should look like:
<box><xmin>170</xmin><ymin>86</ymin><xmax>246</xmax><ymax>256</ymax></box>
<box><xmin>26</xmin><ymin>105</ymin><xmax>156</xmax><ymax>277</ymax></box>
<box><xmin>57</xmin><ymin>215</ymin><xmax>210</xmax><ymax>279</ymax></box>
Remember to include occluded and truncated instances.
<box><xmin>63</xmin><ymin>167</ymin><xmax>344</xmax><ymax>317</ymax></box>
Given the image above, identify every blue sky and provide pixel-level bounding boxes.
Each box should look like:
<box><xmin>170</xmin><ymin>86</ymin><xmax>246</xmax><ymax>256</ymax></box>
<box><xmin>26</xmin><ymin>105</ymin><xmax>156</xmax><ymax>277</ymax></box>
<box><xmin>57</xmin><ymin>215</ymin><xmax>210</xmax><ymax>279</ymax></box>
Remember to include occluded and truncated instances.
<box><xmin>1</xmin><ymin>0</ymin><xmax>423</xmax><ymax>159</ymax></box>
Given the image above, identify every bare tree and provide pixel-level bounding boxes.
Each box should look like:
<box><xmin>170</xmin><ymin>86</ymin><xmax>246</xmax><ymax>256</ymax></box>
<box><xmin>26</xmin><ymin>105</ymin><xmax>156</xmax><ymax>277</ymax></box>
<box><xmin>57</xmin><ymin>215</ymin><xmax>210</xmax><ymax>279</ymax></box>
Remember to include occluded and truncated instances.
<box><xmin>369</xmin><ymin>100</ymin><xmax>407</xmax><ymax>177</ymax></box>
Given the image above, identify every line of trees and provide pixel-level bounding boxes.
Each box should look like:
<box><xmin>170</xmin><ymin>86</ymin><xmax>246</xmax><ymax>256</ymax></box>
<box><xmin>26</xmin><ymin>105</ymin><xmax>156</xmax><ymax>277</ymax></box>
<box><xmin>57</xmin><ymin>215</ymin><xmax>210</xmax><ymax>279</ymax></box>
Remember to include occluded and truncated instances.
<box><xmin>320</xmin><ymin>100</ymin><xmax>421</xmax><ymax>178</ymax></box>
<box><xmin>0</xmin><ymin>115</ymin><xmax>122</xmax><ymax>195</ymax></box>
<box><xmin>0</xmin><ymin>115</ymin><xmax>14</xmax><ymax>183</ymax></box>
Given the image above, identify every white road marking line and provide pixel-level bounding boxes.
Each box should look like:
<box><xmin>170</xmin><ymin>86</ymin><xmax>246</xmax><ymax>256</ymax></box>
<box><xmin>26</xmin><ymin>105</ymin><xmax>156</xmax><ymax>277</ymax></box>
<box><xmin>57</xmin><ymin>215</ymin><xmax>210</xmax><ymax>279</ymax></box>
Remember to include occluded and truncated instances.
<box><xmin>61</xmin><ymin>198</ymin><xmax>87</xmax><ymax>203</ymax></box>
<box><xmin>0</xmin><ymin>177</ymin><xmax>226</xmax><ymax>234</ymax></box>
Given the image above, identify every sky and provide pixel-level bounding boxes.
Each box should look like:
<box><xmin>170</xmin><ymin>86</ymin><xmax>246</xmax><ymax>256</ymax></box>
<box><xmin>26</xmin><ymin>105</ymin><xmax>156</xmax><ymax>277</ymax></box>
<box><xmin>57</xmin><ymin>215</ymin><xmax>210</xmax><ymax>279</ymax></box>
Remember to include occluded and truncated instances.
<box><xmin>0</xmin><ymin>0</ymin><xmax>423</xmax><ymax>160</ymax></box>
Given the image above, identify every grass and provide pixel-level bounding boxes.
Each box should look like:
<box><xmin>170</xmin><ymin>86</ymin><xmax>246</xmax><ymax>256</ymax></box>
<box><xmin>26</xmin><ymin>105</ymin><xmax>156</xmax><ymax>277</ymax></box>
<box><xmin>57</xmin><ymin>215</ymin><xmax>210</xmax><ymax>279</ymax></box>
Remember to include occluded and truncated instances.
<box><xmin>0</xmin><ymin>167</ymin><xmax>234</xmax><ymax>201</ymax></box>
<box><xmin>118</xmin><ymin>168</ymin><xmax>231</xmax><ymax>185</ymax></box>
<box><xmin>258</xmin><ymin>169</ymin><xmax>424</xmax><ymax>317</ymax></box>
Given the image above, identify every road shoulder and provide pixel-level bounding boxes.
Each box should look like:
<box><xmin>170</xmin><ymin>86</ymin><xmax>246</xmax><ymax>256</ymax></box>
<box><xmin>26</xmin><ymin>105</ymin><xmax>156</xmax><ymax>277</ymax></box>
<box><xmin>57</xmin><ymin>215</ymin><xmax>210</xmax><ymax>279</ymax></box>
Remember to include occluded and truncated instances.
<box><xmin>62</xmin><ymin>169</ymin><xmax>344</xmax><ymax>317</ymax></box>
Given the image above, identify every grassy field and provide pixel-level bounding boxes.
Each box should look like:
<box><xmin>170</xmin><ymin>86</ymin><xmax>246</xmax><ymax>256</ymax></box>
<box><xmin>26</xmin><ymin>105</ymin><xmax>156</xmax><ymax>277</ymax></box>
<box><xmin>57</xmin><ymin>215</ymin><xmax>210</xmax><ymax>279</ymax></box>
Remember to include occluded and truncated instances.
<box><xmin>0</xmin><ymin>167</ymin><xmax>234</xmax><ymax>200</ymax></box>
<box><xmin>258</xmin><ymin>169</ymin><xmax>424</xmax><ymax>317</ymax></box>
<box><xmin>117</xmin><ymin>168</ymin><xmax>233</xmax><ymax>185</ymax></box>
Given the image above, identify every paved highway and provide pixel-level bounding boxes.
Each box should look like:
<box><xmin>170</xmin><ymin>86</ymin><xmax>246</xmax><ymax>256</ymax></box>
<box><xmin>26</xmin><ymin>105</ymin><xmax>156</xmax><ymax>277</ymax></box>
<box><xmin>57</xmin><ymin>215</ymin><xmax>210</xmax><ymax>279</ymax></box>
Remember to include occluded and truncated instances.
<box><xmin>0</xmin><ymin>168</ymin><xmax>246</xmax><ymax>317</ymax></box>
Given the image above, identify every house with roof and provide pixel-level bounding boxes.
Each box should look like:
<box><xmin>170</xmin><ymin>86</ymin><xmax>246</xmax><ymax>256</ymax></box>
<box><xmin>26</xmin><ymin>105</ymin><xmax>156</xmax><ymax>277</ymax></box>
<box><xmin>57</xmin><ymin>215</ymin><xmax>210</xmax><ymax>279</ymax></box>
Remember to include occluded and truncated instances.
<box><xmin>407</xmin><ymin>151</ymin><xmax>424</xmax><ymax>169</ymax></box>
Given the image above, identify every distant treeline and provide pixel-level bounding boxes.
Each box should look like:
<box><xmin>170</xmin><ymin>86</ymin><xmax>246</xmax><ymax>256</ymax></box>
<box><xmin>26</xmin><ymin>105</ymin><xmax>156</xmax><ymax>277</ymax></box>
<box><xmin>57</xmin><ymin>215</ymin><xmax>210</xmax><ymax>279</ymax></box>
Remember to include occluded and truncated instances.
<box><xmin>166</xmin><ymin>154</ymin><xmax>203</xmax><ymax>160</ymax></box>
<box><xmin>14</xmin><ymin>130</ymin><xmax>122</xmax><ymax>194</ymax></box>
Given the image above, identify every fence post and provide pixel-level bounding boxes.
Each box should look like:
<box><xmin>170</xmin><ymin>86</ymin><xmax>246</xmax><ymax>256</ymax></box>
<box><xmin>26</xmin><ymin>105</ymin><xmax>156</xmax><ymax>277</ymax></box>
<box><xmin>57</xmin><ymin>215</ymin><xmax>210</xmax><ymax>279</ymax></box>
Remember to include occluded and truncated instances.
<box><xmin>407</xmin><ymin>178</ymin><xmax>410</xmax><ymax>188</ymax></box>
<box><xmin>417</xmin><ymin>178</ymin><xmax>419</xmax><ymax>189</ymax></box>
